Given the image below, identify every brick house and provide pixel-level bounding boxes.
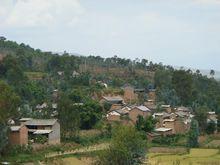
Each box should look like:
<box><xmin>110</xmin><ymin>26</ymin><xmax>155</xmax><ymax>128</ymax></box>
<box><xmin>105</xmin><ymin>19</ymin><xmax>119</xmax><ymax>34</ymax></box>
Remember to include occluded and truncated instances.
<box><xmin>107</xmin><ymin>111</ymin><xmax>121</xmax><ymax>122</ymax></box>
<box><xmin>123</xmin><ymin>86</ymin><xmax>138</xmax><ymax>103</ymax></box>
<box><xmin>144</xmin><ymin>100</ymin><xmax>157</xmax><ymax>111</ymax></box>
<box><xmin>25</xmin><ymin>119</ymin><xmax>60</xmax><ymax>145</ymax></box>
<box><xmin>148</xmin><ymin>89</ymin><xmax>156</xmax><ymax>102</ymax></box>
<box><xmin>9</xmin><ymin>125</ymin><xmax>28</xmax><ymax>145</ymax></box>
<box><xmin>107</xmin><ymin>107</ymin><xmax>130</xmax><ymax>122</ymax></box>
<box><xmin>161</xmin><ymin>105</ymin><xmax>172</xmax><ymax>113</ymax></box>
<box><xmin>207</xmin><ymin>111</ymin><xmax>218</xmax><ymax>124</ymax></box>
<box><xmin>101</xmin><ymin>96</ymin><xmax>124</xmax><ymax>105</ymax></box>
<box><xmin>163</xmin><ymin>118</ymin><xmax>190</xmax><ymax>134</ymax></box>
<box><xmin>129</xmin><ymin>105</ymin><xmax>151</xmax><ymax>123</ymax></box>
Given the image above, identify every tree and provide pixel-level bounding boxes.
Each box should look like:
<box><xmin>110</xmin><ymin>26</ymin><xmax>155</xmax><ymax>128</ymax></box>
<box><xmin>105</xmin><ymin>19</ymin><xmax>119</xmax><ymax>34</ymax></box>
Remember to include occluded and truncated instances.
<box><xmin>0</xmin><ymin>81</ymin><xmax>20</xmax><ymax>154</ymax></box>
<box><xmin>0</xmin><ymin>81</ymin><xmax>20</xmax><ymax>124</ymax></box>
<box><xmin>136</xmin><ymin>115</ymin><xmax>156</xmax><ymax>132</ymax></box>
<box><xmin>210</xmin><ymin>69</ymin><xmax>215</xmax><ymax>77</ymax></box>
<box><xmin>96</xmin><ymin>125</ymin><xmax>147</xmax><ymax>165</ymax></box>
<box><xmin>58</xmin><ymin>95</ymin><xmax>80</xmax><ymax>140</ymax></box>
<box><xmin>172</xmin><ymin>70</ymin><xmax>193</xmax><ymax>105</ymax></box>
<box><xmin>187</xmin><ymin>119</ymin><xmax>199</xmax><ymax>148</ymax></box>
<box><xmin>194</xmin><ymin>106</ymin><xmax>208</xmax><ymax>133</ymax></box>
<box><xmin>80</xmin><ymin>100</ymin><xmax>102</xmax><ymax>129</ymax></box>
<box><xmin>217</xmin><ymin>114</ymin><xmax>220</xmax><ymax>133</ymax></box>
<box><xmin>206</xmin><ymin>121</ymin><xmax>216</xmax><ymax>134</ymax></box>
<box><xmin>0</xmin><ymin>124</ymin><xmax>8</xmax><ymax>155</ymax></box>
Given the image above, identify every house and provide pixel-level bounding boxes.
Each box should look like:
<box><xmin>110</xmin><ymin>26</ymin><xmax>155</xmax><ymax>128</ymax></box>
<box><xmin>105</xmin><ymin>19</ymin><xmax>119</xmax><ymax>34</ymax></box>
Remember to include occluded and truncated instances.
<box><xmin>123</xmin><ymin>86</ymin><xmax>138</xmax><ymax>103</ymax></box>
<box><xmin>52</xmin><ymin>89</ymin><xmax>59</xmax><ymax>101</ymax></box>
<box><xmin>97</xmin><ymin>81</ymin><xmax>108</xmax><ymax>88</ymax></box>
<box><xmin>129</xmin><ymin>105</ymin><xmax>151</xmax><ymax>123</ymax></box>
<box><xmin>161</xmin><ymin>105</ymin><xmax>172</xmax><ymax>113</ymax></box>
<box><xmin>36</xmin><ymin>102</ymin><xmax>48</xmax><ymax>110</ymax></box>
<box><xmin>207</xmin><ymin>111</ymin><xmax>218</xmax><ymax>124</ymax></box>
<box><xmin>163</xmin><ymin>118</ymin><xmax>190</xmax><ymax>134</ymax></box>
<box><xmin>25</xmin><ymin>119</ymin><xmax>60</xmax><ymax>144</ymax></box>
<box><xmin>72</xmin><ymin>71</ymin><xmax>80</xmax><ymax>77</ymax></box>
<box><xmin>57</xmin><ymin>71</ymin><xmax>64</xmax><ymax>76</ymax></box>
<box><xmin>163</xmin><ymin>119</ymin><xmax>175</xmax><ymax>134</ymax></box>
<box><xmin>107</xmin><ymin>106</ymin><xmax>130</xmax><ymax>122</ymax></box>
<box><xmin>155</xmin><ymin>127</ymin><xmax>173</xmax><ymax>136</ymax></box>
<box><xmin>147</xmin><ymin>132</ymin><xmax>161</xmax><ymax>141</ymax></box>
<box><xmin>19</xmin><ymin>118</ymin><xmax>32</xmax><ymax>124</ymax></box>
<box><xmin>147</xmin><ymin>89</ymin><xmax>156</xmax><ymax>102</ymax></box>
<box><xmin>123</xmin><ymin>85</ymin><xmax>146</xmax><ymax>103</ymax></box>
<box><xmin>107</xmin><ymin>111</ymin><xmax>121</xmax><ymax>122</ymax></box>
<box><xmin>174</xmin><ymin>118</ymin><xmax>190</xmax><ymax>134</ymax></box>
<box><xmin>144</xmin><ymin>100</ymin><xmax>157</xmax><ymax>111</ymax></box>
<box><xmin>101</xmin><ymin>96</ymin><xmax>124</xmax><ymax>105</ymax></box>
<box><xmin>109</xmin><ymin>104</ymin><xmax>123</xmax><ymax>111</ymax></box>
<box><xmin>176</xmin><ymin>106</ymin><xmax>191</xmax><ymax>114</ymax></box>
<box><xmin>9</xmin><ymin>125</ymin><xmax>28</xmax><ymax>146</ymax></box>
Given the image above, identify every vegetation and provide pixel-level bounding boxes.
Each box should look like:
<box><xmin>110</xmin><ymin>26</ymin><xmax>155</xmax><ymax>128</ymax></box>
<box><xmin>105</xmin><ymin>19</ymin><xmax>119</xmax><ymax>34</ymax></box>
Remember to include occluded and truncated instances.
<box><xmin>148</xmin><ymin>148</ymin><xmax>220</xmax><ymax>165</ymax></box>
<box><xmin>136</xmin><ymin>115</ymin><xmax>156</xmax><ymax>132</ymax></box>
<box><xmin>95</xmin><ymin>125</ymin><xmax>147</xmax><ymax>165</ymax></box>
<box><xmin>1</xmin><ymin>37</ymin><xmax>220</xmax><ymax>163</ymax></box>
<box><xmin>187</xmin><ymin>119</ymin><xmax>199</xmax><ymax>148</ymax></box>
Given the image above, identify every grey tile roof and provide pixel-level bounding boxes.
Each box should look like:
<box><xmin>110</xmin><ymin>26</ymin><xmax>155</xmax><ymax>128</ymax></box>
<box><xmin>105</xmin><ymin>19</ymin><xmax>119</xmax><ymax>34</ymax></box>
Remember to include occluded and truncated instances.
<box><xmin>136</xmin><ymin>105</ymin><xmax>151</xmax><ymax>112</ymax></box>
<box><xmin>10</xmin><ymin>126</ymin><xmax>22</xmax><ymax>131</ymax></box>
<box><xmin>25</xmin><ymin>119</ymin><xmax>57</xmax><ymax>126</ymax></box>
<box><xmin>103</xmin><ymin>96</ymin><xmax>123</xmax><ymax>102</ymax></box>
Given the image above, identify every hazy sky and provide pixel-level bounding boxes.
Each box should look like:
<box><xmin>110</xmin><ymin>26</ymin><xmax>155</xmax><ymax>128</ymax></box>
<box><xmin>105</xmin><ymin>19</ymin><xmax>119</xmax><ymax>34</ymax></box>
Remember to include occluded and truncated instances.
<box><xmin>1</xmin><ymin>0</ymin><xmax>220</xmax><ymax>70</ymax></box>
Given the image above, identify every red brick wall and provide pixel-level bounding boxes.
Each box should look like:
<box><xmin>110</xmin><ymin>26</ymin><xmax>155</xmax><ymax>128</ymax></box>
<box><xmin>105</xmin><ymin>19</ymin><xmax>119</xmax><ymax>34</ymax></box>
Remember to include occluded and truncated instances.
<box><xmin>19</xmin><ymin>126</ymin><xmax>28</xmax><ymax>145</ymax></box>
<box><xmin>107</xmin><ymin>115</ymin><xmax>121</xmax><ymax>122</ymax></box>
<box><xmin>9</xmin><ymin>126</ymin><xmax>28</xmax><ymax>145</ymax></box>
<box><xmin>124</xmin><ymin>87</ymin><xmax>138</xmax><ymax>103</ymax></box>
<box><xmin>9</xmin><ymin>132</ymin><xmax>20</xmax><ymax>145</ymax></box>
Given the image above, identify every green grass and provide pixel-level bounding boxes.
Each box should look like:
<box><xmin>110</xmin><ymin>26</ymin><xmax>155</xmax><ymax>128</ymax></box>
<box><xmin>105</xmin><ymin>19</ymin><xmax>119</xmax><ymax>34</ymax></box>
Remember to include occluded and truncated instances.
<box><xmin>24</xmin><ymin>72</ymin><xmax>47</xmax><ymax>80</ymax></box>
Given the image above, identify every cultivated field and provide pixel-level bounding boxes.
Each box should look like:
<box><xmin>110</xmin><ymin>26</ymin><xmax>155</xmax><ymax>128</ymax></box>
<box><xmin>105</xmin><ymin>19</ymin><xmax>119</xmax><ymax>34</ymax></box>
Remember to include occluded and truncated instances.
<box><xmin>148</xmin><ymin>148</ymin><xmax>220</xmax><ymax>165</ymax></box>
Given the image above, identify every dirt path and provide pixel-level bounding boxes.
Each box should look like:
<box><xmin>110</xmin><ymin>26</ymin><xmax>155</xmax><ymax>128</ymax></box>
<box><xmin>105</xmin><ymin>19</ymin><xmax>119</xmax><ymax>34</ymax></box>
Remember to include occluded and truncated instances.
<box><xmin>45</xmin><ymin>143</ymin><xmax>109</xmax><ymax>158</ymax></box>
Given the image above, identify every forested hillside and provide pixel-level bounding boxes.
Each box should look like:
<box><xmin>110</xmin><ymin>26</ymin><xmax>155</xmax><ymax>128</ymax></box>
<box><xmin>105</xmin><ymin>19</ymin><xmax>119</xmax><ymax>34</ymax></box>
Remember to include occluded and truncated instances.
<box><xmin>1</xmin><ymin>37</ymin><xmax>220</xmax><ymax>115</ymax></box>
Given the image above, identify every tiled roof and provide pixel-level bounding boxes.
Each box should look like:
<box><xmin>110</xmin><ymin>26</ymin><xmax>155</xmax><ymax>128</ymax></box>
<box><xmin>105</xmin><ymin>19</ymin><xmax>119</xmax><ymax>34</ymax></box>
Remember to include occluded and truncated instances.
<box><xmin>25</xmin><ymin>119</ymin><xmax>57</xmax><ymax>126</ymax></box>
<box><xmin>103</xmin><ymin>96</ymin><xmax>123</xmax><ymax>102</ymax></box>
<box><xmin>135</xmin><ymin>105</ymin><xmax>151</xmax><ymax>112</ymax></box>
<box><xmin>155</xmin><ymin>127</ymin><xmax>172</xmax><ymax>132</ymax></box>
<box><xmin>10</xmin><ymin>126</ymin><xmax>22</xmax><ymax>131</ymax></box>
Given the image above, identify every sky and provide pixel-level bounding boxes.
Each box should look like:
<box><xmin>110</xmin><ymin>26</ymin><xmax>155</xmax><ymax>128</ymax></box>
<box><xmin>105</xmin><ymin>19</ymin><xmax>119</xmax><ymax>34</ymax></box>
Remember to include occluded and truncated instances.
<box><xmin>0</xmin><ymin>0</ymin><xmax>220</xmax><ymax>70</ymax></box>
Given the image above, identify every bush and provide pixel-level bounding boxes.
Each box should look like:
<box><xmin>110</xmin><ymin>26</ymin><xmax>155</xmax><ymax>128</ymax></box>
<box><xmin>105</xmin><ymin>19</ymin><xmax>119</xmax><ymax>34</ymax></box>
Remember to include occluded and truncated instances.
<box><xmin>95</xmin><ymin>125</ymin><xmax>147</xmax><ymax>165</ymax></box>
<box><xmin>152</xmin><ymin>134</ymin><xmax>182</xmax><ymax>146</ymax></box>
<box><xmin>8</xmin><ymin>145</ymin><xmax>33</xmax><ymax>156</ymax></box>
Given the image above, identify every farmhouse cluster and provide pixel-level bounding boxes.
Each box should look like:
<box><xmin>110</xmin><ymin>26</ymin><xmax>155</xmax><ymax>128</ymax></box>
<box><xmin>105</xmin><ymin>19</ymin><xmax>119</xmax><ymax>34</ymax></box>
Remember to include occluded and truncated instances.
<box><xmin>7</xmin><ymin>83</ymin><xmax>217</xmax><ymax>147</ymax></box>
<box><xmin>105</xmin><ymin>85</ymin><xmax>217</xmax><ymax>138</ymax></box>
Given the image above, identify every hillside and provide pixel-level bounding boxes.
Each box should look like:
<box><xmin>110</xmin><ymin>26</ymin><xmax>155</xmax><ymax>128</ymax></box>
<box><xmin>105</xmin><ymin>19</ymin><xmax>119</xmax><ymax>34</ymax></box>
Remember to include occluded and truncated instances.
<box><xmin>1</xmin><ymin>38</ymin><xmax>220</xmax><ymax>113</ymax></box>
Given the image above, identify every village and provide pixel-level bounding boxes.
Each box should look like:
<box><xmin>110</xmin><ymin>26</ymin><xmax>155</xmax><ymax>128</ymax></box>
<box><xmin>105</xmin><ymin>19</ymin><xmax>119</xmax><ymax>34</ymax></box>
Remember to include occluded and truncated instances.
<box><xmin>1</xmin><ymin>38</ymin><xmax>220</xmax><ymax>164</ymax></box>
<box><xmin>7</xmin><ymin>83</ymin><xmax>217</xmax><ymax>148</ymax></box>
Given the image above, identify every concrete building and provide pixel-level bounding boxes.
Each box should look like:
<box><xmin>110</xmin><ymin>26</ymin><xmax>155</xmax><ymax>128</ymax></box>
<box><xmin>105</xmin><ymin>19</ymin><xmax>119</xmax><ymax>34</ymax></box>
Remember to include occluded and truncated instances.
<box><xmin>25</xmin><ymin>119</ymin><xmax>60</xmax><ymax>145</ymax></box>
